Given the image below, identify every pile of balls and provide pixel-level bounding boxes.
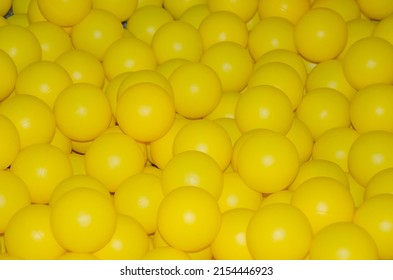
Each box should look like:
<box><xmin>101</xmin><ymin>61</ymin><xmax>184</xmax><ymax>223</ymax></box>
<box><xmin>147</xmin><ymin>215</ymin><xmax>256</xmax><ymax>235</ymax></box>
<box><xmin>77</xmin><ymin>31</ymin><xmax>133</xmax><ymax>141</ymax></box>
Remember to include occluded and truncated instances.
<box><xmin>1</xmin><ymin>0</ymin><xmax>393</xmax><ymax>260</ymax></box>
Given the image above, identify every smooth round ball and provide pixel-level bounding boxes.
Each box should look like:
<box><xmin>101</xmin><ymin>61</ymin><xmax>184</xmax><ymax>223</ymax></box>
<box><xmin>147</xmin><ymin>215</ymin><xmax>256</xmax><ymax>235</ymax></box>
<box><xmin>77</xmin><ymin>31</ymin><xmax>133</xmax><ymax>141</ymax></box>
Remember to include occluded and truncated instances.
<box><xmin>37</xmin><ymin>0</ymin><xmax>92</xmax><ymax>26</ymax></box>
<box><xmin>157</xmin><ymin>186</ymin><xmax>221</xmax><ymax>252</ymax></box>
<box><xmin>310</xmin><ymin>222</ymin><xmax>378</xmax><ymax>260</ymax></box>
<box><xmin>343</xmin><ymin>36</ymin><xmax>393</xmax><ymax>90</ymax></box>
<box><xmin>294</xmin><ymin>8</ymin><xmax>347</xmax><ymax>63</ymax></box>
<box><xmin>116</xmin><ymin>83</ymin><xmax>175</xmax><ymax>142</ymax></box>
<box><xmin>169</xmin><ymin>62</ymin><xmax>222</xmax><ymax>119</ymax></box>
<box><xmin>235</xmin><ymin>85</ymin><xmax>294</xmax><ymax>134</ymax></box>
<box><xmin>247</xmin><ymin>203</ymin><xmax>312</xmax><ymax>259</ymax></box>
<box><xmin>5</xmin><ymin>205</ymin><xmax>66</xmax><ymax>259</ymax></box>
<box><xmin>354</xmin><ymin>194</ymin><xmax>393</xmax><ymax>259</ymax></box>
<box><xmin>348</xmin><ymin>131</ymin><xmax>393</xmax><ymax>186</ymax></box>
<box><xmin>10</xmin><ymin>143</ymin><xmax>72</xmax><ymax>204</ymax></box>
<box><xmin>291</xmin><ymin>177</ymin><xmax>355</xmax><ymax>234</ymax></box>
<box><xmin>84</xmin><ymin>133</ymin><xmax>146</xmax><ymax>193</ymax></box>
<box><xmin>54</xmin><ymin>83</ymin><xmax>112</xmax><ymax>142</ymax></box>
<box><xmin>237</xmin><ymin>129</ymin><xmax>299</xmax><ymax>193</ymax></box>
<box><xmin>51</xmin><ymin>188</ymin><xmax>116</xmax><ymax>253</ymax></box>
<box><xmin>350</xmin><ymin>84</ymin><xmax>393</xmax><ymax>133</ymax></box>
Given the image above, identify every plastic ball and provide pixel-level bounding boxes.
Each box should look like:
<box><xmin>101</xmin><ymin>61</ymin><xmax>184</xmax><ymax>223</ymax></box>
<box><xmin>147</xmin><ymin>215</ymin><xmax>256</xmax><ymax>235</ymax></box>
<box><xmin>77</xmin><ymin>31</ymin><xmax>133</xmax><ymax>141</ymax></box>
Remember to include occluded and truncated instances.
<box><xmin>343</xmin><ymin>36</ymin><xmax>393</xmax><ymax>90</ymax></box>
<box><xmin>348</xmin><ymin>131</ymin><xmax>393</xmax><ymax>186</ymax></box>
<box><xmin>116</xmin><ymin>82</ymin><xmax>175</xmax><ymax>142</ymax></box>
<box><xmin>5</xmin><ymin>204</ymin><xmax>66</xmax><ymax>259</ymax></box>
<box><xmin>114</xmin><ymin>173</ymin><xmax>164</xmax><ymax>234</ymax></box>
<box><xmin>291</xmin><ymin>177</ymin><xmax>355</xmax><ymax>234</ymax></box>
<box><xmin>237</xmin><ymin>129</ymin><xmax>299</xmax><ymax>193</ymax></box>
<box><xmin>161</xmin><ymin>150</ymin><xmax>223</xmax><ymax>199</ymax></box>
<box><xmin>10</xmin><ymin>143</ymin><xmax>73</xmax><ymax>204</ymax></box>
<box><xmin>211</xmin><ymin>208</ymin><xmax>254</xmax><ymax>260</ymax></box>
<box><xmin>84</xmin><ymin>132</ymin><xmax>146</xmax><ymax>193</ymax></box>
<box><xmin>157</xmin><ymin>186</ymin><xmax>221</xmax><ymax>252</ymax></box>
<box><xmin>354</xmin><ymin>194</ymin><xmax>393</xmax><ymax>259</ymax></box>
<box><xmin>247</xmin><ymin>203</ymin><xmax>312</xmax><ymax>260</ymax></box>
<box><xmin>54</xmin><ymin>83</ymin><xmax>112</xmax><ymax>142</ymax></box>
<box><xmin>37</xmin><ymin>0</ymin><xmax>92</xmax><ymax>27</ymax></box>
<box><xmin>50</xmin><ymin>188</ymin><xmax>116</xmax><ymax>253</ymax></box>
<box><xmin>294</xmin><ymin>8</ymin><xmax>347</xmax><ymax>63</ymax></box>
<box><xmin>0</xmin><ymin>94</ymin><xmax>56</xmax><ymax>149</ymax></box>
<box><xmin>235</xmin><ymin>85</ymin><xmax>294</xmax><ymax>134</ymax></box>
<box><xmin>169</xmin><ymin>62</ymin><xmax>222</xmax><ymax>119</ymax></box>
<box><xmin>310</xmin><ymin>222</ymin><xmax>378</xmax><ymax>260</ymax></box>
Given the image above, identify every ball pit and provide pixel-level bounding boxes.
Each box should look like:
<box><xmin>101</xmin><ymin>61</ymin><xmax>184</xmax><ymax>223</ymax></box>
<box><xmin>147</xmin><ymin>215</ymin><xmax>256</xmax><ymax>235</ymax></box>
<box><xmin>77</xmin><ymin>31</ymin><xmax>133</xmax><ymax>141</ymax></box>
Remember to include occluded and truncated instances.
<box><xmin>1</xmin><ymin>0</ymin><xmax>393</xmax><ymax>261</ymax></box>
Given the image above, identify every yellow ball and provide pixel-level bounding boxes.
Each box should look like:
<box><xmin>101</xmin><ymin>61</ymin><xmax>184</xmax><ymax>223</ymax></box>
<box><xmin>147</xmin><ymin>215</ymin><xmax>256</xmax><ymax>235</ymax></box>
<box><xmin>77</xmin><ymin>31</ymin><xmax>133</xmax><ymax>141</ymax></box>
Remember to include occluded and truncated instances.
<box><xmin>294</xmin><ymin>8</ymin><xmax>347</xmax><ymax>62</ymax></box>
<box><xmin>237</xmin><ymin>129</ymin><xmax>299</xmax><ymax>193</ymax></box>
<box><xmin>218</xmin><ymin>172</ymin><xmax>262</xmax><ymax>212</ymax></box>
<box><xmin>289</xmin><ymin>159</ymin><xmax>349</xmax><ymax>191</ymax></box>
<box><xmin>93</xmin><ymin>214</ymin><xmax>150</xmax><ymax>260</ymax></box>
<box><xmin>49</xmin><ymin>175</ymin><xmax>111</xmax><ymax>206</ymax></box>
<box><xmin>126</xmin><ymin>6</ymin><xmax>173</xmax><ymax>45</ymax></box>
<box><xmin>248</xmin><ymin>62</ymin><xmax>304</xmax><ymax>110</ymax></box>
<box><xmin>201</xmin><ymin>42</ymin><xmax>253</xmax><ymax>92</ymax></box>
<box><xmin>199</xmin><ymin>11</ymin><xmax>248</xmax><ymax>49</ymax></box>
<box><xmin>11</xmin><ymin>144</ymin><xmax>72</xmax><ymax>204</ymax></box>
<box><xmin>0</xmin><ymin>94</ymin><xmax>56</xmax><ymax>149</ymax></box>
<box><xmin>114</xmin><ymin>173</ymin><xmax>164</xmax><ymax>234</ymax></box>
<box><xmin>296</xmin><ymin>88</ymin><xmax>350</xmax><ymax>140</ymax></box>
<box><xmin>291</xmin><ymin>177</ymin><xmax>355</xmax><ymax>234</ymax></box>
<box><xmin>247</xmin><ymin>203</ymin><xmax>312</xmax><ymax>259</ymax></box>
<box><xmin>350</xmin><ymin>84</ymin><xmax>393</xmax><ymax>133</ymax></box>
<box><xmin>310</xmin><ymin>222</ymin><xmax>378</xmax><ymax>260</ymax></box>
<box><xmin>357</xmin><ymin>0</ymin><xmax>393</xmax><ymax>20</ymax></box>
<box><xmin>51</xmin><ymin>188</ymin><xmax>116</xmax><ymax>253</ymax></box>
<box><xmin>235</xmin><ymin>85</ymin><xmax>294</xmax><ymax>134</ymax></box>
<box><xmin>27</xmin><ymin>21</ymin><xmax>73</xmax><ymax>62</ymax></box>
<box><xmin>161</xmin><ymin>150</ymin><xmax>223</xmax><ymax>199</ymax></box>
<box><xmin>37</xmin><ymin>0</ymin><xmax>92</xmax><ymax>27</ymax></box>
<box><xmin>343</xmin><ymin>37</ymin><xmax>393</xmax><ymax>90</ymax></box>
<box><xmin>366</xmin><ymin>168</ymin><xmax>393</xmax><ymax>199</ymax></box>
<box><xmin>348</xmin><ymin>131</ymin><xmax>393</xmax><ymax>186</ymax></box>
<box><xmin>56</xmin><ymin>50</ymin><xmax>105</xmax><ymax>87</ymax></box>
<box><xmin>15</xmin><ymin>61</ymin><xmax>72</xmax><ymax>109</ymax></box>
<box><xmin>71</xmin><ymin>9</ymin><xmax>124</xmax><ymax>61</ymax></box>
<box><xmin>211</xmin><ymin>208</ymin><xmax>254</xmax><ymax>260</ymax></box>
<box><xmin>5</xmin><ymin>205</ymin><xmax>66</xmax><ymax>259</ymax></box>
<box><xmin>157</xmin><ymin>186</ymin><xmax>221</xmax><ymax>252</ymax></box>
<box><xmin>103</xmin><ymin>37</ymin><xmax>157</xmax><ymax>80</ymax></box>
<box><xmin>116</xmin><ymin>83</ymin><xmax>175</xmax><ymax>142</ymax></box>
<box><xmin>354</xmin><ymin>194</ymin><xmax>393</xmax><ymax>259</ymax></box>
<box><xmin>0</xmin><ymin>24</ymin><xmax>41</xmax><ymax>72</ymax></box>
<box><xmin>169</xmin><ymin>62</ymin><xmax>222</xmax><ymax>119</ymax></box>
<box><xmin>152</xmin><ymin>21</ymin><xmax>203</xmax><ymax>63</ymax></box>
<box><xmin>306</xmin><ymin>59</ymin><xmax>356</xmax><ymax>101</ymax></box>
<box><xmin>85</xmin><ymin>132</ymin><xmax>146</xmax><ymax>192</ymax></box>
<box><xmin>312</xmin><ymin>127</ymin><xmax>360</xmax><ymax>172</ymax></box>
<box><xmin>54</xmin><ymin>83</ymin><xmax>112</xmax><ymax>142</ymax></box>
<box><xmin>248</xmin><ymin>17</ymin><xmax>296</xmax><ymax>61</ymax></box>
<box><xmin>173</xmin><ymin>119</ymin><xmax>232</xmax><ymax>170</ymax></box>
